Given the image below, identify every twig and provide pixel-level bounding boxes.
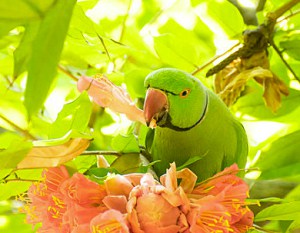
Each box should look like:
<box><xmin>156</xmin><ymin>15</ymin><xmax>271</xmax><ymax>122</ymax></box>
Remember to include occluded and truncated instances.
<box><xmin>2</xmin><ymin>178</ymin><xmax>41</xmax><ymax>183</ymax></box>
<box><xmin>202</xmin><ymin>0</ymin><xmax>300</xmax><ymax>79</ymax></box>
<box><xmin>270</xmin><ymin>40</ymin><xmax>300</xmax><ymax>81</ymax></box>
<box><xmin>119</xmin><ymin>0</ymin><xmax>132</xmax><ymax>43</ymax></box>
<box><xmin>80</xmin><ymin>150</ymin><xmax>124</xmax><ymax>156</ymax></box>
<box><xmin>276</xmin><ymin>9</ymin><xmax>300</xmax><ymax>24</ymax></box>
<box><xmin>0</xmin><ymin>114</ymin><xmax>36</xmax><ymax>140</ymax></box>
<box><xmin>267</xmin><ymin>0</ymin><xmax>300</xmax><ymax>23</ymax></box>
<box><xmin>97</xmin><ymin>33</ymin><xmax>112</xmax><ymax>61</ymax></box>
<box><xmin>192</xmin><ymin>42</ymin><xmax>241</xmax><ymax>76</ymax></box>
<box><xmin>58</xmin><ymin>64</ymin><xmax>78</xmax><ymax>81</ymax></box>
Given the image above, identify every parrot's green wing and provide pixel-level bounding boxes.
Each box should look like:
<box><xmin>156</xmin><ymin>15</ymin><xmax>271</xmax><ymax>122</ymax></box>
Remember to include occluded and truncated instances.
<box><xmin>145</xmin><ymin>128</ymin><xmax>154</xmax><ymax>156</ymax></box>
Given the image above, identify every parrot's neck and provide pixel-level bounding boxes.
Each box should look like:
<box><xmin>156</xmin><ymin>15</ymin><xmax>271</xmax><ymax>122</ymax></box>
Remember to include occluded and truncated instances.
<box><xmin>162</xmin><ymin>90</ymin><xmax>209</xmax><ymax>132</ymax></box>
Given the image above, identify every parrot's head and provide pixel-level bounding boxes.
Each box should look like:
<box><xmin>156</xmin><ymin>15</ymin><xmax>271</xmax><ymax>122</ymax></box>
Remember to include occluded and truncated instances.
<box><xmin>143</xmin><ymin>68</ymin><xmax>208</xmax><ymax>131</ymax></box>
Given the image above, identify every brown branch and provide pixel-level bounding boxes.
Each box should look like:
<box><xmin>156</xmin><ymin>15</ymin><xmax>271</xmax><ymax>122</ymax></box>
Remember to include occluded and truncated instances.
<box><xmin>80</xmin><ymin>150</ymin><xmax>124</xmax><ymax>156</ymax></box>
<box><xmin>0</xmin><ymin>114</ymin><xmax>36</xmax><ymax>140</ymax></box>
<box><xmin>58</xmin><ymin>64</ymin><xmax>78</xmax><ymax>81</ymax></box>
<box><xmin>2</xmin><ymin>178</ymin><xmax>41</xmax><ymax>183</ymax></box>
<box><xmin>267</xmin><ymin>0</ymin><xmax>300</xmax><ymax>22</ymax></box>
<box><xmin>192</xmin><ymin>42</ymin><xmax>241</xmax><ymax>76</ymax></box>
<box><xmin>276</xmin><ymin>9</ymin><xmax>300</xmax><ymax>24</ymax></box>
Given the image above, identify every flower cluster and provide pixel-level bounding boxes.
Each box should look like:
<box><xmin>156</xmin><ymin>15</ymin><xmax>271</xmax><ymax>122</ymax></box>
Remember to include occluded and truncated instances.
<box><xmin>23</xmin><ymin>163</ymin><xmax>253</xmax><ymax>233</ymax></box>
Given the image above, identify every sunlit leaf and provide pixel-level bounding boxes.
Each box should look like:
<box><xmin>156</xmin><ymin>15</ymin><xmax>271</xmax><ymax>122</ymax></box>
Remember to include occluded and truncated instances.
<box><xmin>0</xmin><ymin>182</ymin><xmax>31</xmax><ymax>201</ymax></box>
<box><xmin>280</xmin><ymin>39</ymin><xmax>300</xmax><ymax>61</ymax></box>
<box><xmin>255</xmin><ymin>201</ymin><xmax>300</xmax><ymax>221</ymax></box>
<box><xmin>153</xmin><ymin>19</ymin><xmax>214</xmax><ymax>71</ymax></box>
<box><xmin>256</xmin><ymin>130</ymin><xmax>300</xmax><ymax>179</ymax></box>
<box><xmin>111</xmin><ymin>133</ymin><xmax>140</xmax><ymax>153</ymax></box>
<box><xmin>205</xmin><ymin>0</ymin><xmax>244</xmax><ymax>37</ymax></box>
<box><xmin>0</xmin><ymin>90</ymin><xmax>28</xmax><ymax>132</ymax></box>
<box><xmin>0</xmin><ymin>133</ymin><xmax>32</xmax><ymax>169</ymax></box>
<box><xmin>234</xmin><ymin>87</ymin><xmax>300</xmax><ymax>120</ymax></box>
<box><xmin>13</xmin><ymin>22</ymin><xmax>40</xmax><ymax>79</ymax></box>
<box><xmin>0</xmin><ymin>0</ymin><xmax>55</xmax><ymax>22</ymax></box>
<box><xmin>227</xmin><ymin>0</ymin><xmax>258</xmax><ymax>25</ymax></box>
<box><xmin>287</xmin><ymin>219</ymin><xmax>300</xmax><ymax>233</ymax></box>
<box><xmin>24</xmin><ymin>0</ymin><xmax>76</xmax><ymax>116</ymax></box>
<box><xmin>111</xmin><ymin>153</ymin><xmax>151</xmax><ymax>174</ymax></box>
<box><xmin>48</xmin><ymin>92</ymin><xmax>93</xmax><ymax>138</ymax></box>
<box><xmin>0</xmin><ymin>202</ymin><xmax>35</xmax><ymax>233</ymax></box>
<box><xmin>0</xmin><ymin>21</ymin><xmax>20</xmax><ymax>38</ymax></box>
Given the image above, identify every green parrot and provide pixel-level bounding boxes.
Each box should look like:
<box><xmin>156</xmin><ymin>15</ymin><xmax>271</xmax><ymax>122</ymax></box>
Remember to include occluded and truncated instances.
<box><xmin>143</xmin><ymin>68</ymin><xmax>248</xmax><ymax>181</ymax></box>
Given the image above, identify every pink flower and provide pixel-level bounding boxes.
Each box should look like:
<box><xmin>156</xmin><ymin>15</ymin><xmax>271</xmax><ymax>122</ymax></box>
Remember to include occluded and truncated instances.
<box><xmin>23</xmin><ymin>163</ymin><xmax>254</xmax><ymax>233</ymax></box>
<box><xmin>127</xmin><ymin>173</ymin><xmax>187</xmax><ymax>233</ymax></box>
<box><xmin>192</xmin><ymin>164</ymin><xmax>243</xmax><ymax>196</ymax></box>
<box><xmin>90</xmin><ymin>209</ymin><xmax>130</xmax><ymax>233</ymax></box>
<box><xmin>59</xmin><ymin>173</ymin><xmax>109</xmax><ymax>230</ymax></box>
<box><xmin>24</xmin><ymin>167</ymin><xmax>110</xmax><ymax>233</ymax></box>
<box><xmin>43</xmin><ymin>192</ymin><xmax>68</xmax><ymax>232</ymax></box>
<box><xmin>105</xmin><ymin>174</ymin><xmax>135</xmax><ymax>197</ymax></box>
<box><xmin>187</xmin><ymin>195</ymin><xmax>232</xmax><ymax>233</ymax></box>
<box><xmin>77</xmin><ymin>75</ymin><xmax>145</xmax><ymax>124</ymax></box>
<box><xmin>60</xmin><ymin>173</ymin><xmax>107</xmax><ymax>207</ymax></box>
<box><xmin>231</xmin><ymin>210</ymin><xmax>254</xmax><ymax>232</ymax></box>
<box><xmin>24</xmin><ymin>166</ymin><xmax>70</xmax><ymax>226</ymax></box>
<box><xmin>192</xmin><ymin>164</ymin><xmax>254</xmax><ymax>231</ymax></box>
<box><xmin>103</xmin><ymin>174</ymin><xmax>145</xmax><ymax>214</ymax></box>
<box><xmin>43</xmin><ymin>166</ymin><xmax>70</xmax><ymax>194</ymax></box>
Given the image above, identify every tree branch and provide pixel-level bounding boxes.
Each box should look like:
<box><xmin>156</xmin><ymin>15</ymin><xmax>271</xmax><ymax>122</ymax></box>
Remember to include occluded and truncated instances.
<box><xmin>2</xmin><ymin>178</ymin><xmax>41</xmax><ymax>183</ymax></box>
<box><xmin>80</xmin><ymin>150</ymin><xmax>124</xmax><ymax>156</ymax></box>
<box><xmin>58</xmin><ymin>64</ymin><xmax>78</xmax><ymax>81</ymax></box>
<box><xmin>267</xmin><ymin>0</ymin><xmax>300</xmax><ymax>22</ymax></box>
<box><xmin>0</xmin><ymin>114</ymin><xmax>36</xmax><ymax>140</ymax></box>
<box><xmin>270</xmin><ymin>40</ymin><xmax>300</xmax><ymax>82</ymax></box>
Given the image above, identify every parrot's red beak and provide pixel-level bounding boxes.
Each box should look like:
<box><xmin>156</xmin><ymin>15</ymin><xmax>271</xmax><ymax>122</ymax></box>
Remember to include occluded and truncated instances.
<box><xmin>143</xmin><ymin>88</ymin><xmax>168</xmax><ymax>128</ymax></box>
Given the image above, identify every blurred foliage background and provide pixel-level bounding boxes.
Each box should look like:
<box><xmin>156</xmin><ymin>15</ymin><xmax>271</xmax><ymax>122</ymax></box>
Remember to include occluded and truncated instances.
<box><xmin>1</xmin><ymin>0</ymin><xmax>300</xmax><ymax>232</ymax></box>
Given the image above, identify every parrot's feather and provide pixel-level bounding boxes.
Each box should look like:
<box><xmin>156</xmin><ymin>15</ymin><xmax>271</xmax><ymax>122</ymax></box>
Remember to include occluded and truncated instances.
<box><xmin>143</xmin><ymin>68</ymin><xmax>248</xmax><ymax>181</ymax></box>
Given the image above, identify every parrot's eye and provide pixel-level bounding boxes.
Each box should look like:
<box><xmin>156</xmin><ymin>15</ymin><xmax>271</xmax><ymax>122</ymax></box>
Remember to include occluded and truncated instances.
<box><xmin>179</xmin><ymin>88</ymin><xmax>191</xmax><ymax>98</ymax></box>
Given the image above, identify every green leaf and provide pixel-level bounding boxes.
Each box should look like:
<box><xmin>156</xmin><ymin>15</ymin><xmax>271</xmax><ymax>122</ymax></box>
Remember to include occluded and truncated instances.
<box><xmin>48</xmin><ymin>92</ymin><xmax>93</xmax><ymax>138</ymax></box>
<box><xmin>287</xmin><ymin>219</ymin><xmax>300</xmax><ymax>233</ymax></box>
<box><xmin>0</xmin><ymin>204</ymin><xmax>35</xmax><ymax>233</ymax></box>
<box><xmin>255</xmin><ymin>201</ymin><xmax>300</xmax><ymax>222</ymax></box>
<box><xmin>234</xmin><ymin>87</ymin><xmax>300</xmax><ymax>120</ymax></box>
<box><xmin>111</xmin><ymin>153</ymin><xmax>149</xmax><ymax>174</ymax></box>
<box><xmin>255</xmin><ymin>130</ymin><xmax>300</xmax><ymax>179</ymax></box>
<box><xmin>0</xmin><ymin>182</ymin><xmax>31</xmax><ymax>201</ymax></box>
<box><xmin>153</xmin><ymin>19</ymin><xmax>214</xmax><ymax>71</ymax></box>
<box><xmin>177</xmin><ymin>153</ymin><xmax>207</xmax><ymax>171</ymax></box>
<box><xmin>111</xmin><ymin>132</ymin><xmax>140</xmax><ymax>153</ymax></box>
<box><xmin>280</xmin><ymin>39</ymin><xmax>300</xmax><ymax>61</ymax></box>
<box><xmin>0</xmin><ymin>0</ymin><xmax>55</xmax><ymax>22</ymax></box>
<box><xmin>13</xmin><ymin>22</ymin><xmax>40</xmax><ymax>78</ymax></box>
<box><xmin>227</xmin><ymin>0</ymin><xmax>258</xmax><ymax>25</ymax></box>
<box><xmin>71</xmin><ymin>155</ymin><xmax>97</xmax><ymax>173</ymax></box>
<box><xmin>259</xmin><ymin>162</ymin><xmax>300</xmax><ymax>179</ymax></box>
<box><xmin>205</xmin><ymin>0</ymin><xmax>244</xmax><ymax>37</ymax></box>
<box><xmin>0</xmin><ymin>133</ymin><xmax>32</xmax><ymax>169</ymax></box>
<box><xmin>86</xmin><ymin>167</ymin><xmax>119</xmax><ymax>184</ymax></box>
<box><xmin>24</xmin><ymin>0</ymin><xmax>76</xmax><ymax>116</ymax></box>
<box><xmin>0</xmin><ymin>21</ymin><xmax>20</xmax><ymax>38</ymax></box>
<box><xmin>124</xmin><ymin>68</ymin><xmax>149</xmax><ymax>99</ymax></box>
<box><xmin>33</xmin><ymin>129</ymin><xmax>92</xmax><ymax>147</ymax></box>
